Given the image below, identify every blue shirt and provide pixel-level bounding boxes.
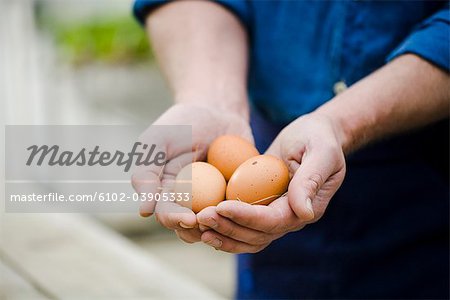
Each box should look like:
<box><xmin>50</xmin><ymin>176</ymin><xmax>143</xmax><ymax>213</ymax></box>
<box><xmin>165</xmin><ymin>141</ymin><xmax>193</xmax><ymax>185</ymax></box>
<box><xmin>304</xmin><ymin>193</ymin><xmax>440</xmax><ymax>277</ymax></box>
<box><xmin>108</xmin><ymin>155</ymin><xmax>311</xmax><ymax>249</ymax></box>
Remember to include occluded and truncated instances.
<box><xmin>134</xmin><ymin>1</ymin><xmax>449</xmax><ymax>299</ymax></box>
<box><xmin>134</xmin><ymin>0</ymin><xmax>449</xmax><ymax>124</ymax></box>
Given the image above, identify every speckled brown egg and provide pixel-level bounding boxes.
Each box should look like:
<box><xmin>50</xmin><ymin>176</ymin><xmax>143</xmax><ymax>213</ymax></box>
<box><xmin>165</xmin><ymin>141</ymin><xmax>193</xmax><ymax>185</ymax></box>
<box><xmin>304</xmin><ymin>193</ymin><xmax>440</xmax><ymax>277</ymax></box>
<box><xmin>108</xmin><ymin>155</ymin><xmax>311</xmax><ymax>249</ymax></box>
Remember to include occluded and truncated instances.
<box><xmin>226</xmin><ymin>155</ymin><xmax>289</xmax><ymax>205</ymax></box>
<box><xmin>174</xmin><ymin>162</ymin><xmax>226</xmax><ymax>213</ymax></box>
<box><xmin>207</xmin><ymin>135</ymin><xmax>259</xmax><ymax>181</ymax></box>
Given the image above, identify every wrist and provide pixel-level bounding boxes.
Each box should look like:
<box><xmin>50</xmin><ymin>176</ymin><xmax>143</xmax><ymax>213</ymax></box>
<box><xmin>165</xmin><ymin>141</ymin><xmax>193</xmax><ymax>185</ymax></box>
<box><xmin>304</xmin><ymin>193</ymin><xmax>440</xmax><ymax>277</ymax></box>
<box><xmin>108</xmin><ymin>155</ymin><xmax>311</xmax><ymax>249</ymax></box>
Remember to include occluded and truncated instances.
<box><xmin>174</xmin><ymin>89</ymin><xmax>250</xmax><ymax>121</ymax></box>
<box><xmin>314</xmin><ymin>97</ymin><xmax>365</xmax><ymax>155</ymax></box>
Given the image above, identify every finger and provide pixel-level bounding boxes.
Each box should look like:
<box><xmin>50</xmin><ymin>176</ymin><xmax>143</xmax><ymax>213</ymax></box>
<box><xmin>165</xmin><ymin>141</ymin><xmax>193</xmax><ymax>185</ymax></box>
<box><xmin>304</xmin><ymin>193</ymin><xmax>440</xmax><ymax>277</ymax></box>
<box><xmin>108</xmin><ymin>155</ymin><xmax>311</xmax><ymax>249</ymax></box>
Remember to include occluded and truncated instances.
<box><xmin>288</xmin><ymin>146</ymin><xmax>342</xmax><ymax>220</ymax></box>
<box><xmin>265</xmin><ymin>136</ymin><xmax>300</xmax><ymax>179</ymax></box>
<box><xmin>161</xmin><ymin>152</ymin><xmax>195</xmax><ymax>178</ymax></box>
<box><xmin>132</xmin><ymin>167</ymin><xmax>161</xmax><ymax>217</ymax></box>
<box><xmin>135</xmin><ymin>151</ymin><xmax>193</xmax><ymax>217</ymax></box>
<box><xmin>198</xmin><ymin>224</ymin><xmax>210</xmax><ymax>232</ymax></box>
<box><xmin>175</xmin><ymin>228</ymin><xmax>202</xmax><ymax>244</ymax></box>
<box><xmin>201</xmin><ymin>231</ymin><xmax>266</xmax><ymax>254</ymax></box>
<box><xmin>134</xmin><ymin>122</ymin><xmax>193</xmax><ymax>217</ymax></box>
<box><xmin>132</xmin><ymin>131</ymin><xmax>167</xmax><ymax>217</ymax></box>
<box><xmin>155</xmin><ymin>200</ymin><xmax>197</xmax><ymax>230</ymax></box>
<box><xmin>216</xmin><ymin>199</ymin><xmax>294</xmax><ymax>233</ymax></box>
<box><xmin>264</xmin><ymin>134</ymin><xmax>281</xmax><ymax>158</ymax></box>
<box><xmin>197</xmin><ymin>206</ymin><xmax>272</xmax><ymax>245</ymax></box>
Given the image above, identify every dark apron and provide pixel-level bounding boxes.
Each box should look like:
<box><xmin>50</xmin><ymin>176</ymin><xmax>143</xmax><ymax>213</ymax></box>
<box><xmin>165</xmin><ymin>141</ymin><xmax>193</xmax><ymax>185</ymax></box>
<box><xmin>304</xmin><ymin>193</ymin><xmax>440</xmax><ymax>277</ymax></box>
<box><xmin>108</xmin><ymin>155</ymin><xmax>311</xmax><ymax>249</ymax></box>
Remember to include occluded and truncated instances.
<box><xmin>236</xmin><ymin>108</ymin><xmax>449</xmax><ymax>299</ymax></box>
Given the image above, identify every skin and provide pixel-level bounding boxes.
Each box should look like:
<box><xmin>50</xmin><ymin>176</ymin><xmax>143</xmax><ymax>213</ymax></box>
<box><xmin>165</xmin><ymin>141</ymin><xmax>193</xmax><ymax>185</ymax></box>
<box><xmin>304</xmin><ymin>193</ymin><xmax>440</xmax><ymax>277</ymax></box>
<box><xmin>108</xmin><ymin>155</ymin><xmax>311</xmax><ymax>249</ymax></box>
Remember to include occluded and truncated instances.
<box><xmin>132</xmin><ymin>1</ymin><xmax>450</xmax><ymax>253</ymax></box>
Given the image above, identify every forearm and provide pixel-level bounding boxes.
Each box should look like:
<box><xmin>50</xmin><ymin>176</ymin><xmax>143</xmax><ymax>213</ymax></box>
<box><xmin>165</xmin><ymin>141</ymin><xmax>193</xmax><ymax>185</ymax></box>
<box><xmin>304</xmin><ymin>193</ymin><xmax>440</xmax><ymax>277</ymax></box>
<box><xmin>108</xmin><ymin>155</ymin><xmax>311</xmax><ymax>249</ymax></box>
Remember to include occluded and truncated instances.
<box><xmin>317</xmin><ymin>54</ymin><xmax>449</xmax><ymax>154</ymax></box>
<box><xmin>146</xmin><ymin>1</ymin><xmax>249</xmax><ymax>119</ymax></box>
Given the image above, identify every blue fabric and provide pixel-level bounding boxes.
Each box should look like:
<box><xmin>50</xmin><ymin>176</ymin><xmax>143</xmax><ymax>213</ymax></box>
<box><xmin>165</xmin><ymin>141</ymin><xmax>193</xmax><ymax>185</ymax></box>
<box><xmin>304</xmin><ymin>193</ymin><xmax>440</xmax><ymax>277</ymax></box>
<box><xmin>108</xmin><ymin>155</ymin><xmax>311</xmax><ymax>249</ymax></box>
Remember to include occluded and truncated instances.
<box><xmin>248</xmin><ymin>108</ymin><xmax>449</xmax><ymax>299</ymax></box>
<box><xmin>388</xmin><ymin>5</ymin><xmax>450</xmax><ymax>71</ymax></box>
<box><xmin>133</xmin><ymin>0</ymin><xmax>449</xmax><ymax>124</ymax></box>
<box><xmin>133</xmin><ymin>1</ymin><xmax>449</xmax><ymax>298</ymax></box>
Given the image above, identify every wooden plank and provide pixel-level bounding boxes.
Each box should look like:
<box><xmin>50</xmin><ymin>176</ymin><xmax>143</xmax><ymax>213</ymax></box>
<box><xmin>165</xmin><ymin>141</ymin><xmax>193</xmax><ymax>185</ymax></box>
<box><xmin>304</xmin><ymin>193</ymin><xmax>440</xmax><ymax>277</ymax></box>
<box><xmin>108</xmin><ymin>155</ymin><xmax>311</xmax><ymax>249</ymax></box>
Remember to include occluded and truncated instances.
<box><xmin>0</xmin><ymin>213</ymin><xmax>223</xmax><ymax>300</ymax></box>
<box><xmin>134</xmin><ymin>233</ymin><xmax>235</xmax><ymax>299</ymax></box>
<box><xmin>0</xmin><ymin>260</ymin><xmax>49</xmax><ymax>300</ymax></box>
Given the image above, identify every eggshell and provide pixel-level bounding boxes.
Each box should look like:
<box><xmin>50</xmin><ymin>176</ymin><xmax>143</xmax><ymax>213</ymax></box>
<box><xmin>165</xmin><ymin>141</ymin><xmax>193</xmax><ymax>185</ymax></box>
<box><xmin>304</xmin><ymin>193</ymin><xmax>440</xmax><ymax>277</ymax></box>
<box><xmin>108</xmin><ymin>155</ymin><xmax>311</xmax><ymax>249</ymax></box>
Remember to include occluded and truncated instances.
<box><xmin>226</xmin><ymin>155</ymin><xmax>289</xmax><ymax>205</ymax></box>
<box><xmin>207</xmin><ymin>135</ymin><xmax>259</xmax><ymax>181</ymax></box>
<box><xmin>174</xmin><ymin>162</ymin><xmax>226</xmax><ymax>213</ymax></box>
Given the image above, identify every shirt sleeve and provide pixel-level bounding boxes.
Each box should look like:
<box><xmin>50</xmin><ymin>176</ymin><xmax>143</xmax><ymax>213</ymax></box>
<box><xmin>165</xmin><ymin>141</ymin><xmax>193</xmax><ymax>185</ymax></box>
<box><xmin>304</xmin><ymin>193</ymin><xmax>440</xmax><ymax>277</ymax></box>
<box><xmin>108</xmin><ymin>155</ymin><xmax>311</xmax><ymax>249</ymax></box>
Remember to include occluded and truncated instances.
<box><xmin>132</xmin><ymin>0</ymin><xmax>166</xmax><ymax>25</ymax></box>
<box><xmin>387</xmin><ymin>4</ymin><xmax>450</xmax><ymax>72</ymax></box>
<box><xmin>133</xmin><ymin>0</ymin><xmax>250</xmax><ymax>28</ymax></box>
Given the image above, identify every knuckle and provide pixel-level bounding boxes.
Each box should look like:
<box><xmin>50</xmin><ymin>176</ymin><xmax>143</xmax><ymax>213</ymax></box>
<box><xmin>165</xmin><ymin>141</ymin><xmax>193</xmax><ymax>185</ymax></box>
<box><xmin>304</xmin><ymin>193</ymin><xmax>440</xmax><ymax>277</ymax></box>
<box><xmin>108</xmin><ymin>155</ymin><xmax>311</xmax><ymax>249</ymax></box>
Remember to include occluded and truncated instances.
<box><xmin>156</xmin><ymin>213</ymin><xmax>176</xmax><ymax>229</ymax></box>
<box><xmin>282</xmin><ymin>140</ymin><xmax>304</xmax><ymax>160</ymax></box>
<box><xmin>222</xmin><ymin>224</ymin><xmax>237</xmax><ymax>238</ymax></box>
<box><xmin>265</xmin><ymin>207</ymin><xmax>287</xmax><ymax>234</ymax></box>
<box><xmin>320</xmin><ymin>141</ymin><xmax>339</xmax><ymax>153</ymax></box>
<box><xmin>322</xmin><ymin>143</ymin><xmax>344</xmax><ymax>164</ymax></box>
<box><xmin>169</xmin><ymin>216</ymin><xmax>183</xmax><ymax>229</ymax></box>
<box><xmin>264</xmin><ymin>222</ymin><xmax>279</xmax><ymax>233</ymax></box>
<box><xmin>305</xmin><ymin>173</ymin><xmax>323</xmax><ymax>195</ymax></box>
<box><xmin>283</xmin><ymin>142</ymin><xmax>296</xmax><ymax>158</ymax></box>
<box><xmin>248</xmin><ymin>234</ymin><xmax>268</xmax><ymax>246</ymax></box>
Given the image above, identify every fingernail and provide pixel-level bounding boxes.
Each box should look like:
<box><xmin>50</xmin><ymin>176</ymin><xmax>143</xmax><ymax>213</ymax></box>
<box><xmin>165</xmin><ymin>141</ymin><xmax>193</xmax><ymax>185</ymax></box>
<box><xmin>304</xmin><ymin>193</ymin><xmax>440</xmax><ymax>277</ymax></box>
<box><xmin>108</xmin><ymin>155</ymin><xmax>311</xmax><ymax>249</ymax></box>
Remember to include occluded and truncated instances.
<box><xmin>139</xmin><ymin>206</ymin><xmax>153</xmax><ymax>217</ymax></box>
<box><xmin>206</xmin><ymin>238</ymin><xmax>222</xmax><ymax>248</ymax></box>
<box><xmin>306</xmin><ymin>198</ymin><xmax>314</xmax><ymax>218</ymax></box>
<box><xmin>179</xmin><ymin>222</ymin><xmax>194</xmax><ymax>229</ymax></box>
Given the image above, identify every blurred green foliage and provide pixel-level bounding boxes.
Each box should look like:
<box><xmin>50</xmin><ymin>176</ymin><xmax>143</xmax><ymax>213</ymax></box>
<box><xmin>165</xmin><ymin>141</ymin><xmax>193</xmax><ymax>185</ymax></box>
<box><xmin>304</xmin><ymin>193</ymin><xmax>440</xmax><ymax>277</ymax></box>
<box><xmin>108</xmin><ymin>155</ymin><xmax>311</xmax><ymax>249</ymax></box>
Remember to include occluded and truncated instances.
<box><xmin>37</xmin><ymin>13</ymin><xmax>153</xmax><ymax>66</ymax></box>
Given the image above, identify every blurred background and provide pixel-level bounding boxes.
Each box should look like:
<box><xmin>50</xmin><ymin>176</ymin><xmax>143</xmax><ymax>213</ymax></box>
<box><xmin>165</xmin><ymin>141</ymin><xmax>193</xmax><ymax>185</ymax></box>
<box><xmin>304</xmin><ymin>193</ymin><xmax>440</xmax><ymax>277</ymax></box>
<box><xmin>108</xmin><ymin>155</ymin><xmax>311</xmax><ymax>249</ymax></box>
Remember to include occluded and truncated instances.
<box><xmin>1</xmin><ymin>0</ymin><xmax>234</xmax><ymax>299</ymax></box>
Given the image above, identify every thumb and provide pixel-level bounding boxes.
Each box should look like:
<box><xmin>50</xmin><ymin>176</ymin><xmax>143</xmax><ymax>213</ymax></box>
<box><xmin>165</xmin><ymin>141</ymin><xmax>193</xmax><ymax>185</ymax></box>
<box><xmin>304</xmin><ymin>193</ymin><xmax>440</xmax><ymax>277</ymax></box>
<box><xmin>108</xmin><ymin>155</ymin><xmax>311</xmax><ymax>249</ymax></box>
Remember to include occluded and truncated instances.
<box><xmin>132</xmin><ymin>166</ymin><xmax>161</xmax><ymax>217</ymax></box>
<box><xmin>264</xmin><ymin>135</ymin><xmax>282</xmax><ymax>158</ymax></box>
<box><xmin>287</xmin><ymin>149</ymin><xmax>336</xmax><ymax>221</ymax></box>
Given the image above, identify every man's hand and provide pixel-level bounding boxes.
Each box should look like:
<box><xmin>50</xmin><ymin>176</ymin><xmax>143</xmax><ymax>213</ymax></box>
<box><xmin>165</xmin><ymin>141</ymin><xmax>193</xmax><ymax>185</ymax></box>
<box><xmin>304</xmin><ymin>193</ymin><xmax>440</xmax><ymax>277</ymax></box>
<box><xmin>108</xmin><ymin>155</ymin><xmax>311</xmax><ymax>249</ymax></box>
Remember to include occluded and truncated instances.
<box><xmin>136</xmin><ymin>0</ymin><xmax>251</xmax><ymax>243</ymax></box>
<box><xmin>197</xmin><ymin>113</ymin><xmax>346</xmax><ymax>253</ymax></box>
<box><xmin>196</xmin><ymin>54</ymin><xmax>449</xmax><ymax>254</ymax></box>
<box><xmin>132</xmin><ymin>103</ymin><xmax>252</xmax><ymax>243</ymax></box>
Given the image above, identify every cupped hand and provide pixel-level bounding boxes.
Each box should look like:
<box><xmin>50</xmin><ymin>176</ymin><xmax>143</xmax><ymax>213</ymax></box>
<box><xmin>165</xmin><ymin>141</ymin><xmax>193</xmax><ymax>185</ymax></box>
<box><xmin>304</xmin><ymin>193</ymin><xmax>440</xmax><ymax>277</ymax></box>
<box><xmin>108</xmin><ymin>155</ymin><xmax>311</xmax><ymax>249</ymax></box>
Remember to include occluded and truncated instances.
<box><xmin>131</xmin><ymin>103</ymin><xmax>252</xmax><ymax>243</ymax></box>
<box><xmin>197</xmin><ymin>113</ymin><xmax>346</xmax><ymax>253</ymax></box>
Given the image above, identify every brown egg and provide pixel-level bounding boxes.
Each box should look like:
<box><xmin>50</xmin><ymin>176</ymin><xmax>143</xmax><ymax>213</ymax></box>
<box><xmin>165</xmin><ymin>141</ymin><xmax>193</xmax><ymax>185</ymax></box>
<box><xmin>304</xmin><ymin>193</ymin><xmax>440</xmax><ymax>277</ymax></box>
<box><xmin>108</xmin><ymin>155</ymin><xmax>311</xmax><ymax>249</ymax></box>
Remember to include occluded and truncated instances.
<box><xmin>207</xmin><ymin>135</ymin><xmax>259</xmax><ymax>181</ymax></box>
<box><xmin>174</xmin><ymin>162</ymin><xmax>226</xmax><ymax>213</ymax></box>
<box><xmin>226</xmin><ymin>155</ymin><xmax>289</xmax><ymax>205</ymax></box>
